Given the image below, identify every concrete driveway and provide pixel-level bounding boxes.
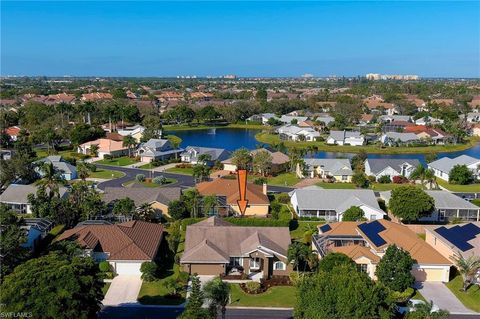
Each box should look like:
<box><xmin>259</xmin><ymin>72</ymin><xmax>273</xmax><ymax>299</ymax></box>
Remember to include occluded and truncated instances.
<box><xmin>415</xmin><ymin>282</ymin><xmax>478</xmax><ymax>315</ymax></box>
<box><xmin>103</xmin><ymin>275</ymin><xmax>143</xmax><ymax>306</ymax></box>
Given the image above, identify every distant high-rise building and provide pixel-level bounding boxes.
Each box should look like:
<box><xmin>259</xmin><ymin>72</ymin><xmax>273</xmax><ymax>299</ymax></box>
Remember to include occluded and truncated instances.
<box><xmin>302</xmin><ymin>73</ymin><xmax>314</xmax><ymax>78</ymax></box>
<box><xmin>366</xmin><ymin>73</ymin><xmax>419</xmax><ymax>81</ymax></box>
<box><xmin>223</xmin><ymin>74</ymin><xmax>237</xmax><ymax>79</ymax></box>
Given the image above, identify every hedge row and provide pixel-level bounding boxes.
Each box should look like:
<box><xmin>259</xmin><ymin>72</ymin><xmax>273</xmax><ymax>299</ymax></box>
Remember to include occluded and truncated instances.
<box><xmin>224</xmin><ymin>217</ymin><xmax>292</xmax><ymax>228</ymax></box>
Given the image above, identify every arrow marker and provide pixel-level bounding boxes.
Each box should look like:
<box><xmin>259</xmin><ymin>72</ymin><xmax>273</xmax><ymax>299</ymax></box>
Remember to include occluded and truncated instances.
<box><xmin>237</xmin><ymin>169</ymin><xmax>249</xmax><ymax>215</ymax></box>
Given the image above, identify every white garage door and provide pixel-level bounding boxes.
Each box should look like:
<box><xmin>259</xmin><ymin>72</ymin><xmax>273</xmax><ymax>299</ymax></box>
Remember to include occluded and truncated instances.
<box><xmin>114</xmin><ymin>262</ymin><xmax>142</xmax><ymax>275</ymax></box>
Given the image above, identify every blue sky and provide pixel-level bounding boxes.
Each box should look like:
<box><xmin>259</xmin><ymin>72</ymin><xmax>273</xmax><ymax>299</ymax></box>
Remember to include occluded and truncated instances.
<box><xmin>1</xmin><ymin>1</ymin><xmax>479</xmax><ymax>77</ymax></box>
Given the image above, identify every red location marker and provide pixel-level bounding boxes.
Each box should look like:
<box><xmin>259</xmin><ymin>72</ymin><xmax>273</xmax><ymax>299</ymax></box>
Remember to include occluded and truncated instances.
<box><xmin>237</xmin><ymin>169</ymin><xmax>249</xmax><ymax>215</ymax></box>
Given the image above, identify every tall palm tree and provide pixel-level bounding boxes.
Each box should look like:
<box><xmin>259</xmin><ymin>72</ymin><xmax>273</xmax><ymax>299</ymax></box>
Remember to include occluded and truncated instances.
<box><xmin>452</xmin><ymin>253</ymin><xmax>480</xmax><ymax>292</ymax></box>
<box><xmin>122</xmin><ymin>135</ymin><xmax>137</xmax><ymax>158</ymax></box>
<box><xmin>135</xmin><ymin>203</ymin><xmax>156</xmax><ymax>222</ymax></box>
<box><xmin>89</xmin><ymin>144</ymin><xmax>99</xmax><ymax>157</ymax></box>
<box><xmin>203</xmin><ymin>277</ymin><xmax>230</xmax><ymax>319</ymax></box>
<box><xmin>38</xmin><ymin>162</ymin><xmax>65</xmax><ymax>198</ymax></box>
<box><xmin>76</xmin><ymin>162</ymin><xmax>90</xmax><ymax>181</ymax></box>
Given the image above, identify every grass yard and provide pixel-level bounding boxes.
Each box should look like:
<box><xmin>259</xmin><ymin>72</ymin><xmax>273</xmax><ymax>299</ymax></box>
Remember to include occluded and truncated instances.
<box><xmin>315</xmin><ymin>182</ymin><xmax>356</xmax><ymax>189</ymax></box>
<box><xmin>165</xmin><ymin>166</ymin><xmax>195</xmax><ymax>175</ymax></box>
<box><xmin>411</xmin><ymin>289</ymin><xmax>426</xmax><ymax>302</ymax></box>
<box><xmin>88</xmin><ymin>169</ymin><xmax>125</xmax><ymax>179</ymax></box>
<box><xmin>369</xmin><ymin>183</ymin><xmax>407</xmax><ymax>191</ymax></box>
<box><xmin>267</xmin><ymin>172</ymin><xmax>300</xmax><ymax>186</ymax></box>
<box><xmin>102</xmin><ymin>282</ymin><xmax>111</xmax><ymax>295</ymax></box>
<box><xmin>256</xmin><ymin>133</ymin><xmax>480</xmax><ymax>154</ymax></box>
<box><xmin>436</xmin><ymin>179</ymin><xmax>480</xmax><ymax>192</ymax></box>
<box><xmin>138</xmin><ymin>264</ymin><xmax>186</xmax><ymax>306</ymax></box>
<box><xmin>229</xmin><ymin>284</ymin><xmax>296</xmax><ymax>308</ymax></box>
<box><xmin>95</xmin><ymin>156</ymin><xmax>139</xmax><ymax>166</ymax></box>
<box><xmin>290</xmin><ymin>221</ymin><xmax>324</xmax><ymax>240</ymax></box>
<box><xmin>445</xmin><ymin>275</ymin><xmax>480</xmax><ymax>312</ymax></box>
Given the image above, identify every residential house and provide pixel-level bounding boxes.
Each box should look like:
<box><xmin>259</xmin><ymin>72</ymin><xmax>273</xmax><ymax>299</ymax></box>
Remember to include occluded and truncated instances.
<box><xmin>181</xmin><ymin>146</ymin><xmax>231</xmax><ymax>166</ymax></box>
<box><xmin>222</xmin><ymin>148</ymin><xmax>289</xmax><ymax>174</ymax></box>
<box><xmin>22</xmin><ymin>218</ymin><xmax>53</xmax><ymax>250</ymax></box>
<box><xmin>359</xmin><ymin>113</ymin><xmax>374</xmax><ymax>126</ymax></box>
<box><xmin>102</xmin><ymin>187</ymin><xmax>181</xmax><ymax>218</ymax></box>
<box><xmin>35</xmin><ymin>156</ymin><xmax>78</xmax><ymax>180</ymax></box>
<box><xmin>0</xmin><ymin>184</ymin><xmax>68</xmax><ymax>214</ymax></box>
<box><xmin>379</xmin><ymin>115</ymin><xmax>412</xmax><ymax>123</ymax></box>
<box><xmin>414</xmin><ymin>116</ymin><xmax>444</xmax><ymax>126</ymax></box>
<box><xmin>117</xmin><ymin>125</ymin><xmax>147</xmax><ymax>142</ymax></box>
<box><xmin>277</xmin><ymin>124</ymin><xmax>320</xmax><ymax>141</ymax></box>
<box><xmin>326</xmin><ymin>130</ymin><xmax>365</xmax><ymax>146</ymax></box>
<box><xmin>425</xmin><ymin>222</ymin><xmax>480</xmax><ymax>261</ymax></box>
<box><xmin>364</xmin><ymin>158</ymin><xmax>421</xmax><ymax>181</ymax></box>
<box><xmin>0</xmin><ymin>149</ymin><xmax>13</xmax><ymax>160</ymax></box>
<box><xmin>404</xmin><ymin>126</ymin><xmax>450</xmax><ymax>145</ymax></box>
<box><xmin>466</xmin><ymin>112</ymin><xmax>480</xmax><ymax>123</ymax></box>
<box><xmin>380</xmin><ymin>190</ymin><xmax>480</xmax><ymax>222</ymax></box>
<box><xmin>58</xmin><ymin>220</ymin><xmax>164</xmax><ymax>275</ymax></box>
<box><xmin>136</xmin><ymin>138</ymin><xmax>184</xmax><ymax>163</ymax></box>
<box><xmin>81</xmin><ymin>92</ymin><xmax>113</xmax><ymax>102</ymax></box>
<box><xmin>380</xmin><ymin>132</ymin><xmax>421</xmax><ymax>146</ymax></box>
<box><xmin>312</xmin><ymin>220</ymin><xmax>452</xmax><ymax>282</ymax></box>
<box><xmin>181</xmin><ymin>217</ymin><xmax>292</xmax><ymax>280</ymax></box>
<box><xmin>3</xmin><ymin>126</ymin><xmax>21</xmax><ymax>141</ymax></box>
<box><xmin>312</xmin><ymin>114</ymin><xmax>335</xmax><ymax>126</ymax></box>
<box><xmin>289</xmin><ymin>188</ymin><xmax>385</xmax><ymax>221</ymax></box>
<box><xmin>78</xmin><ymin>138</ymin><xmax>128</xmax><ymax>159</ymax></box>
<box><xmin>428</xmin><ymin>155</ymin><xmax>480</xmax><ymax>182</ymax></box>
<box><xmin>43</xmin><ymin>93</ymin><xmax>76</xmax><ymax>105</ymax></box>
<box><xmin>247</xmin><ymin>113</ymin><xmax>278</xmax><ymax>125</ymax></box>
<box><xmin>430</xmin><ymin>99</ymin><xmax>454</xmax><ymax>107</ymax></box>
<box><xmin>196</xmin><ymin>178</ymin><xmax>270</xmax><ymax>217</ymax></box>
<box><xmin>297</xmin><ymin>158</ymin><xmax>353</xmax><ymax>182</ymax></box>
<box><xmin>279</xmin><ymin>115</ymin><xmax>308</xmax><ymax>124</ymax></box>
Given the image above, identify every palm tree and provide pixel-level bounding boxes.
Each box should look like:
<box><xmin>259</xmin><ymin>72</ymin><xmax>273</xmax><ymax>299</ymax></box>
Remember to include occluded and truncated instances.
<box><xmin>122</xmin><ymin>135</ymin><xmax>137</xmax><ymax>158</ymax></box>
<box><xmin>135</xmin><ymin>203</ymin><xmax>156</xmax><ymax>222</ymax></box>
<box><xmin>203</xmin><ymin>277</ymin><xmax>230</xmax><ymax>319</ymax></box>
<box><xmin>89</xmin><ymin>144</ymin><xmax>99</xmax><ymax>157</ymax></box>
<box><xmin>38</xmin><ymin>162</ymin><xmax>65</xmax><ymax>198</ymax></box>
<box><xmin>424</xmin><ymin>168</ymin><xmax>438</xmax><ymax>190</ymax></box>
<box><xmin>406</xmin><ymin>300</ymin><xmax>449</xmax><ymax>319</ymax></box>
<box><xmin>452</xmin><ymin>253</ymin><xmax>480</xmax><ymax>292</ymax></box>
<box><xmin>76</xmin><ymin>162</ymin><xmax>90</xmax><ymax>181</ymax></box>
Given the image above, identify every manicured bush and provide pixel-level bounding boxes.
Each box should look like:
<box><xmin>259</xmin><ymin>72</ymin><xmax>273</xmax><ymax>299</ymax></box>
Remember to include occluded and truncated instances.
<box><xmin>378</xmin><ymin>175</ymin><xmax>391</xmax><ymax>184</ymax></box>
<box><xmin>298</xmin><ymin>216</ymin><xmax>325</xmax><ymax>221</ymax></box>
<box><xmin>103</xmin><ymin>154</ymin><xmax>112</xmax><ymax>160</ymax></box>
<box><xmin>253</xmin><ymin>177</ymin><xmax>268</xmax><ymax>185</ymax></box>
<box><xmin>289</xmin><ymin>272</ymin><xmax>301</xmax><ymax>286</ymax></box>
<box><xmin>390</xmin><ymin>287</ymin><xmax>414</xmax><ymax>303</ymax></box>
<box><xmin>270</xmin><ymin>201</ymin><xmax>282</xmax><ymax>219</ymax></box>
<box><xmin>276</xmin><ymin>193</ymin><xmax>290</xmax><ymax>204</ymax></box>
<box><xmin>153</xmin><ymin>176</ymin><xmax>167</xmax><ymax>185</ymax></box>
<box><xmin>244</xmin><ymin>281</ymin><xmax>261</xmax><ymax>294</ymax></box>
<box><xmin>224</xmin><ymin>217</ymin><xmax>290</xmax><ymax>228</ymax></box>
<box><xmin>99</xmin><ymin>261</ymin><xmax>110</xmax><ymax>272</ymax></box>
<box><xmin>135</xmin><ymin>174</ymin><xmax>146</xmax><ymax>182</ymax></box>
<box><xmin>392</xmin><ymin>175</ymin><xmax>408</xmax><ymax>184</ymax></box>
<box><xmin>140</xmin><ymin>261</ymin><xmax>158</xmax><ymax>282</ymax></box>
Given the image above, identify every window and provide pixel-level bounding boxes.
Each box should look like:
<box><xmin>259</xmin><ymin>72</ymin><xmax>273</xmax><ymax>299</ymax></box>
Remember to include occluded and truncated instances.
<box><xmin>229</xmin><ymin>257</ymin><xmax>241</xmax><ymax>267</ymax></box>
<box><xmin>342</xmin><ymin>175</ymin><xmax>348</xmax><ymax>181</ymax></box>
<box><xmin>250</xmin><ymin>258</ymin><xmax>260</xmax><ymax>269</ymax></box>
<box><xmin>357</xmin><ymin>264</ymin><xmax>368</xmax><ymax>273</ymax></box>
<box><xmin>273</xmin><ymin>261</ymin><xmax>286</xmax><ymax>271</ymax></box>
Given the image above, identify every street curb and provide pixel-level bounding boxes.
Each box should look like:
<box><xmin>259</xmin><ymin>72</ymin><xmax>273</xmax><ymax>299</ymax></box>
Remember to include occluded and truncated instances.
<box><xmin>226</xmin><ymin>306</ymin><xmax>293</xmax><ymax>310</ymax></box>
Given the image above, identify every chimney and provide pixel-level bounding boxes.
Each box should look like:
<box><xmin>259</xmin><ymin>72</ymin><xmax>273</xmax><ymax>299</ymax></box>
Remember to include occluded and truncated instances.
<box><xmin>262</xmin><ymin>183</ymin><xmax>267</xmax><ymax>195</ymax></box>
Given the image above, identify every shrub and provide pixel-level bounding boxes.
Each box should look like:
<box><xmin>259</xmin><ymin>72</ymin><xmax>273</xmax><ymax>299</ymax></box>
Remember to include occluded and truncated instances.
<box><xmin>140</xmin><ymin>261</ymin><xmax>158</xmax><ymax>282</ymax></box>
<box><xmin>103</xmin><ymin>154</ymin><xmax>112</xmax><ymax>160</ymax></box>
<box><xmin>367</xmin><ymin>175</ymin><xmax>377</xmax><ymax>183</ymax></box>
<box><xmin>253</xmin><ymin>177</ymin><xmax>268</xmax><ymax>185</ymax></box>
<box><xmin>99</xmin><ymin>261</ymin><xmax>110</xmax><ymax>272</ymax></box>
<box><xmin>450</xmin><ymin>217</ymin><xmax>463</xmax><ymax>224</ymax></box>
<box><xmin>342</xmin><ymin>206</ymin><xmax>365</xmax><ymax>221</ymax></box>
<box><xmin>135</xmin><ymin>174</ymin><xmax>146</xmax><ymax>182</ymax></box>
<box><xmin>87</xmin><ymin>163</ymin><xmax>97</xmax><ymax>172</ymax></box>
<box><xmin>392</xmin><ymin>175</ymin><xmax>408</xmax><ymax>184</ymax></box>
<box><xmin>270</xmin><ymin>201</ymin><xmax>282</xmax><ymax>219</ymax></box>
<box><xmin>276</xmin><ymin>193</ymin><xmax>290</xmax><ymax>204</ymax></box>
<box><xmin>153</xmin><ymin>176</ymin><xmax>167</xmax><ymax>185</ymax></box>
<box><xmin>177</xmin><ymin>271</ymin><xmax>190</xmax><ymax>284</ymax></box>
<box><xmin>224</xmin><ymin>217</ymin><xmax>290</xmax><ymax>228</ymax></box>
<box><xmin>289</xmin><ymin>272</ymin><xmax>301</xmax><ymax>286</ymax></box>
<box><xmin>244</xmin><ymin>281</ymin><xmax>261</xmax><ymax>294</ymax></box>
<box><xmin>378</xmin><ymin>175</ymin><xmax>391</xmax><ymax>184</ymax></box>
<box><xmin>390</xmin><ymin>287</ymin><xmax>414</xmax><ymax>303</ymax></box>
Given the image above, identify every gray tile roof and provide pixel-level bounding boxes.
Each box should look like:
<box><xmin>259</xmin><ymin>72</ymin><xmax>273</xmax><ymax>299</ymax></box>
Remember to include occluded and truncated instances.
<box><xmin>36</xmin><ymin>156</ymin><xmax>77</xmax><ymax>175</ymax></box>
<box><xmin>181</xmin><ymin>146</ymin><xmax>231</xmax><ymax>162</ymax></box>
<box><xmin>428</xmin><ymin>155</ymin><xmax>480</xmax><ymax>173</ymax></box>
<box><xmin>383</xmin><ymin>132</ymin><xmax>419</xmax><ymax>142</ymax></box>
<box><xmin>328</xmin><ymin>130</ymin><xmax>362</xmax><ymax>142</ymax></box>
<box><xmin>303</xmin><ymin>158</ymin><xmax>353</xmax><ymax>175</ymax></box>
<box><xmin>279</xmin><ymin>115</ymin><xmax>308</xmax><ymax>123</ymax></box>
<box><xmin>366</xmin><ymin>158</ymin><xmax>421</xmax><ymax>175</ymax></box>
<box><xmin>380</xmin><ymin>190</ymin><xmax>479</xmax><ymax>210</ymax></box>
<box><xmin>292</xmin><ymin>188</ymin><xmax>381</xmax><ymax>212</ymax></box>
<box><xmin>102</xmin><ymin>187</ymin><xmax>181</xmax><ymax>207</ymax></box>
<box><xmin>0</xmin><ymin>184</ymin><xmax>68</xmax><ymax>204</ymax></box>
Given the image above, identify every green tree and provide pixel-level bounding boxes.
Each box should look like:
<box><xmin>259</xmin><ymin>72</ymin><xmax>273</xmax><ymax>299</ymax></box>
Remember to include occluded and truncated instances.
<box><xmin>0</xmin><ymin>252</ymin><xmax>104</xmax><ymax>319</ymax></box>
<box><xmin>317</xmin><ymin>252</ymin><xmax>356</xmax><ymax>272</ymax></box>
<box><xmin>352</xmin><ymin>171</ymin><xmax>369</xmax><ymax>188</ymax></box>
<box><xmin>69</xmin><ymin>181</ymin><xmax>106</xmax><ymax>220</ymax></box>
<box><xmin>252</xmin><ymin>150</ymin><xmax>273</xmax><ymax>177</ymax></box>
<box><xmin>388</xmin><ymin>186</ymin><xmax>434</xmax><ymax>221</ymax></box>
<box><xmin>135</xmin><ymin>203</ymin><xmax>156</xmax><ymax>222</ymax></box>
<box><xmin>203</xmin><ymin>277</ymin><xmax>230</xmax><ymax>319</ymax></box>
<box><xmin>231</xmin><ymin>148</ymin><xmax>252</xmax><ymax>170</ymax></box>
<box><xmin>0</xmin><ymin>206</ymin><xmax>29</xmax><ymax>279</ymax></box>
<box><xmin>112</xmin><ymin>197</ymin><xmax>136</xmax><ymax>217</ymax></box>
<box><xmin>122</xmin><ymin>135</ymin><xmax>137</xmax><ymax>158</ymax></box>
<box><xmin>287</xmin><ymin>241</ymin><xmax>310</xmax><ymax>273</ymax></box>
<box><xmin>342</xmin><ymin>206</ymin><xmax>365</xmax><ymax>221</ymax></box>
<box><xmin>76</xmin><ymin>162</ymin><xmax>90</xmax><ymax>181</ymax></box>
<box><xmin>167</xmin><ymin>221</ymin><xmax>182</xmax><ymax>255</ymax></box>
<box><xmin>295</xmin><ymin>265</ymin><xmax>395</xmax><ymax>319</ymax></box>
<box><xmin>451</xmin><ymin>254</ymin><xmax>480</xmax><ymax>292</ymax></box>
<box><xmin>405</xmin><ymin>301</ymin><xmax>449</xmax><ymax>319</ymax></box>
<box><xmin>351</xmin><ymin>151</ymin><xmax>367</xmax><ymax>172</ymax></box>
<box><xmin>168</xmin><ymin>200</ymin><xmax>187</xmax><ymax>220</ymax></box>
<box><xmin>140</xmin><ymin>261</ymin><xmax>158</xmax><ymax>282</ymax></box>
<box><xmin>141</xmin><ymin>114</ymin><xmax>162</xmax><ymax>142</ymax></box>
<box><xmin>38</xmin><ymin>162</ymin><xmax>65</xmax><ymax>198</ymax></box>
<box><xmin>448</xmin><ymin>165</ymin><xmax>474</xmax><ymax>185</ymax></box>
<box><xmin>89</xmin><ymin>144</ymin><xmax>99</xmax><ymax>157</ymax></box>
<box><xmin>180</xmin><ymin>274</ymin><xmax>212</xmax><ymax>319</ymax></box>
<box><xmin>425</xmin><ymin>153</ymin><xmax>438</xmax><ymax>164</ymax></box>
<box><xmin>375</xmin><ymin>245</ymin><xmax>415</xmax><ymax>292</ymax></box>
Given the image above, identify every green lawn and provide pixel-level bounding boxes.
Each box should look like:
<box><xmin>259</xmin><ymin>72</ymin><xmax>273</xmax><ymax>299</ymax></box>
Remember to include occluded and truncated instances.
<box><xmin>95</xmin><ymin>156</ymin><xmax>139</xmax><ymax>166</ymax></box>
<box><xmin>369</xmin><ymin>183</ymin><xmax>407</xmax><ymax>191</ymax></box>
<box><xmin>315</xmin><ymin>182</ymin><xmax>356</xmax><ymax>189</ymax></box>
<box><xmin>256</xmin><ymin>132</ymin><xmax>480</xmax><ymax>154</ymax></box>
<box><xmin>445</xmin><ymin>276</ymin><xmax>480</xmax><ymax>312</ymax></box>
<box><xmin>411</xmin><ymin>289</ymin><xmax>426</xmax><ymax>302</ymax></box>
<box><xmin>290</xmin><ymin>221</ymin><xmax>324</xmax><ymax>240</ymax></box>
<box><xmin>35</xmin><ymin>148</ymin><xmax>90</xmax><ymax>160</ymax></box>
<box><xmin>229</xmin><ymin>284</ymin><xmax>296</xmax><ymax>308</ymax></box>
<box><xmin>124</xmin><ymin>178</ymin><xmax>177</xmax><ymax>188</ymax></box>
<box><xmin>88</xmin><ymin>169</ymin><xmax>125</xmax><ymax>179</ymax></box>
<box><xmin>436</xmin><ymin>179</ymin><xmax>480</xmax><ymax>192</ymax></box>
<box><xmin>165</xmin><ymin>167</ymin><xmax>194</xmax><ymax>175</ymax></box>
<box><xmin>102</xmin><ymin>282</ymin><xmax>111</xmax><ymax>295</ymax></box>
<box><xmin>267</xmin><ymin>172</ymin><xmax>300</xmax><ymax>186</ymax></box>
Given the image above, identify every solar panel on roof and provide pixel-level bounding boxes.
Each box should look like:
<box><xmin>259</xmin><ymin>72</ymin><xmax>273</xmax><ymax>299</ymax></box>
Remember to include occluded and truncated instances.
<box><xmin>435</xmin><ymin>223</ymin><xmax>479</xmax><ymax>252</ymax></box>
<box><xmin>319</xmin><ymin>224</ymin><xmax>331</xmax><ymax>233</ymax></box>
<box><xmin>358</xmin><ymin>220</ymin><xmax>386</xmax><ymax>247</ymax></box>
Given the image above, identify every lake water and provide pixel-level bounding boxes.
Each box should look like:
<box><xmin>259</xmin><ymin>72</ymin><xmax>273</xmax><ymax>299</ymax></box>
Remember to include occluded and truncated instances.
<box><xmin>168</xmin><ymin>128</ymin><xmax>480</xmax><ymax>164</ymax></box>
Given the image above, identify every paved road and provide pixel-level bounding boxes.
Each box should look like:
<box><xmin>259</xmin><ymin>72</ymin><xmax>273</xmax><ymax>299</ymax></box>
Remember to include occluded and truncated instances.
<box><xmin>416</xmin><ymin>282</ymin><xmax>478</xmax><ymax>315</ymax></box>
<box><xmin>103</xmin><ymin>275</ymin><xmax>143</xmax><ymax>306</ymax></box>
<box><xmin>97</xmin><ymin>307</ymin><xmax>293</xmax><ymax>319</ymax></box>
<box><xmin>95</xmin><ymin>164</ymin><xmax>294</xmax><ymax>193</ymax></box>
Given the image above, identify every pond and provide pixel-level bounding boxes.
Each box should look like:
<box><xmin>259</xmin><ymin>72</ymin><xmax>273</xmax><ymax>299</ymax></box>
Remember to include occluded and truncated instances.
<box><xmin>167</xmin><ymin>128</ymin><xmax>480</xmax><ymax>165</ymax></box>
